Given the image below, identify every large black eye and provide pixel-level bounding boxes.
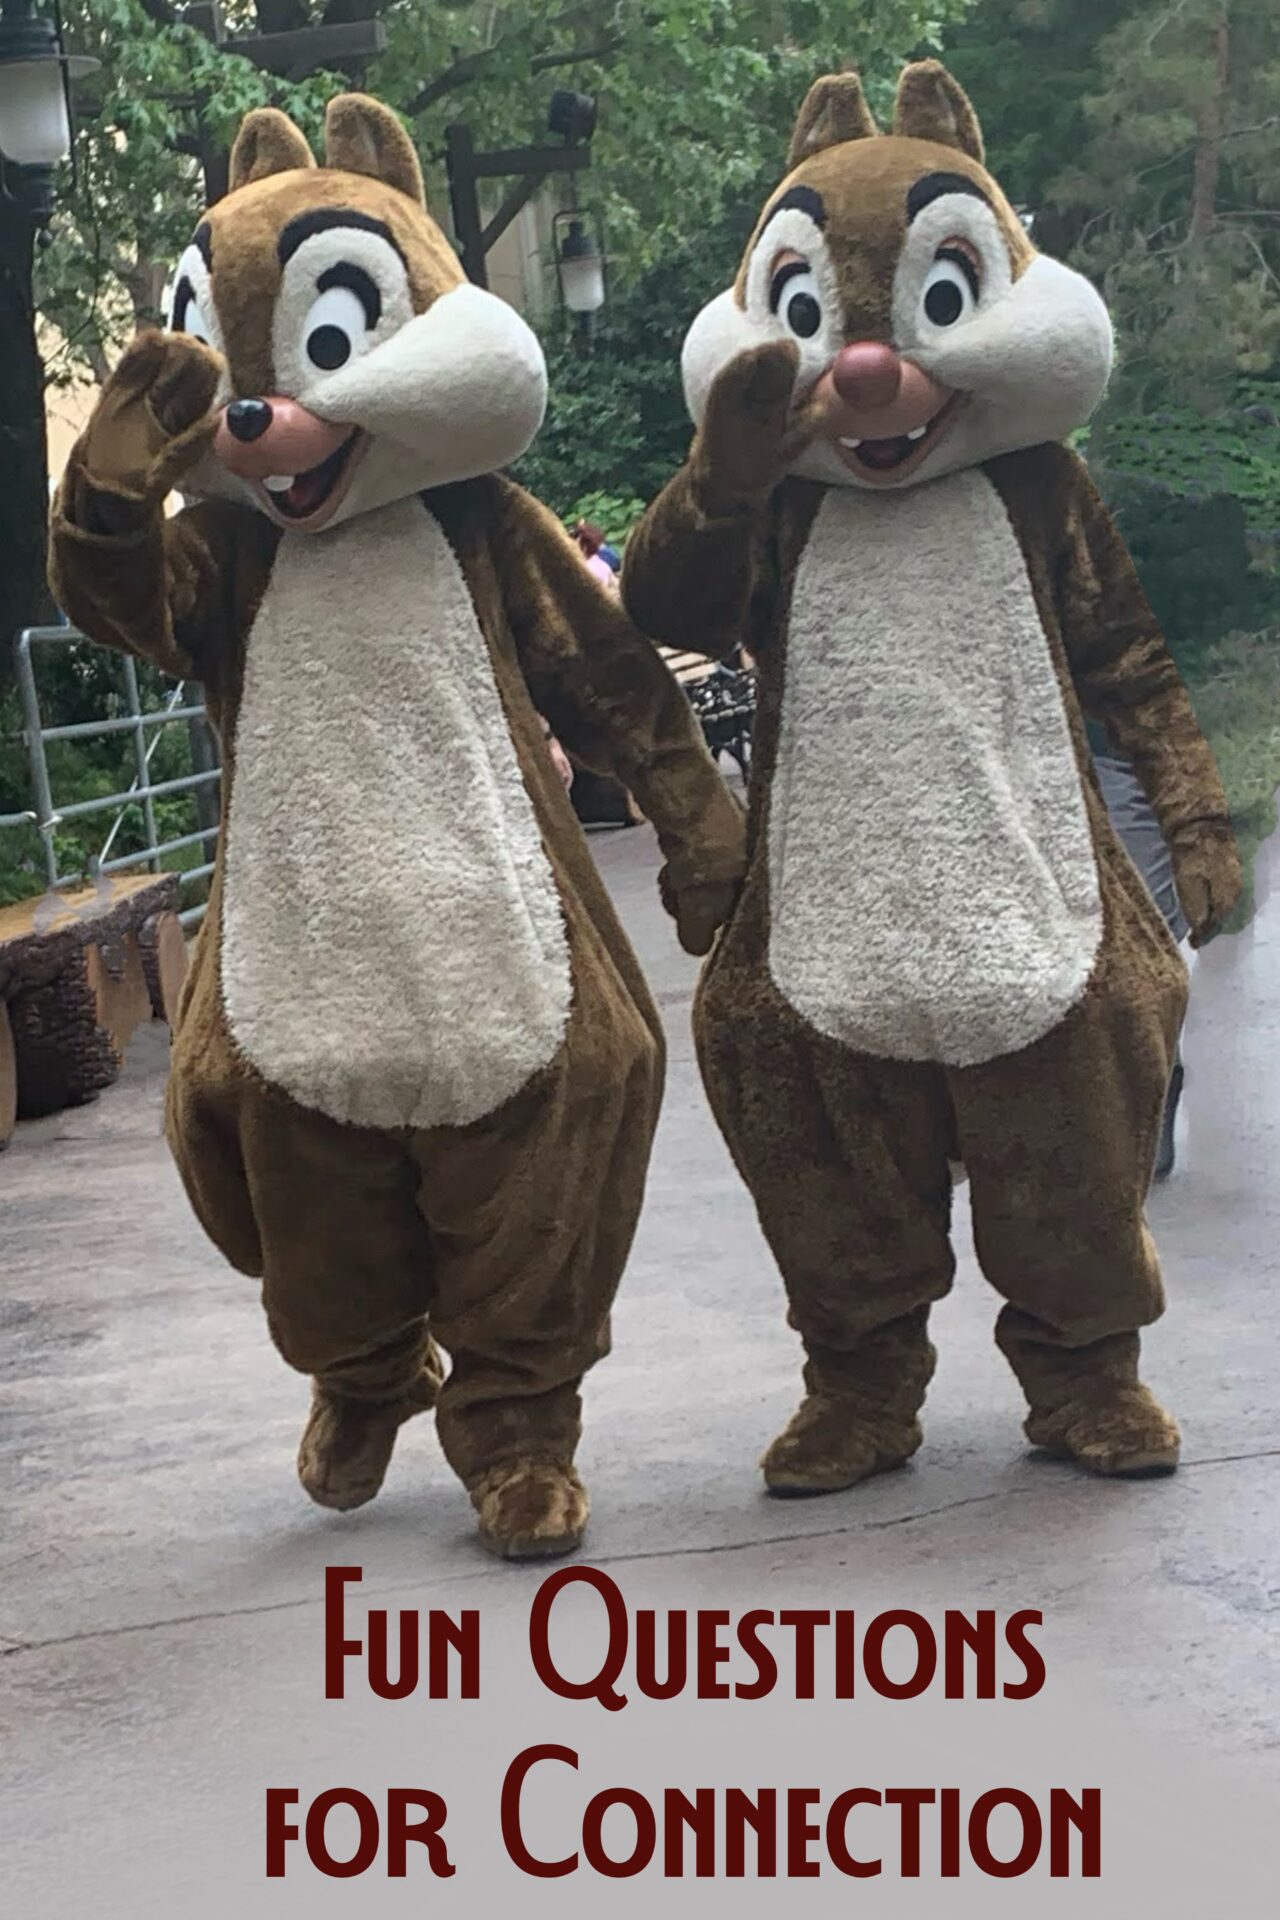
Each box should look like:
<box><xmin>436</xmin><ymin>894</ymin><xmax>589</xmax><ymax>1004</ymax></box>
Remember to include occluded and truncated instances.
<box><xmin>786</xmin><ymin>291</ymin><xmax>821</xmax><ymax>338</ymax></box>
<box><xmin>307</xmin><ymin>323</ymin><xmax>352</xmax><ymax>370</ymax></box>
<box><xmin>769</xmin><ymin>258</ymin><xmax>824</xmax><ymax>343</ymax></box>
<box><xmin>921</xmin><ymin>247</ymin><xmax>979</xmax><ymax>328</ymax></box>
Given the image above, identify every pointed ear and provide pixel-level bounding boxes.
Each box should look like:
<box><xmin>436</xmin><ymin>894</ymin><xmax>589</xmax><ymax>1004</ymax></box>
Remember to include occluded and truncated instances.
<box><xmin>228</xmin><ymin>108</ymin><xmax>316</xmax><ymax>193</ymax></box>
<box><xmin>893</xmin><ymin>60</ymin><xmax>984</xmax><ymax>164</ymax></box>
<box><xmin>787</xmin><ymin>73</ymin><xmax>878</xmax><ymax>170</ymax></box>
<box><xmin>324</xmin><ymin>94</ymin><xmax>425</xmax><ymax>206</ymax></box>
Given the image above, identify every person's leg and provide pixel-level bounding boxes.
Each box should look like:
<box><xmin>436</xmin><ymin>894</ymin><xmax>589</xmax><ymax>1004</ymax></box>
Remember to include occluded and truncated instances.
<box><xmin>951</xmin><ymin>869</ymin><xmax>1188</xmax><ymax>1475</ymax></box>
<box><xmin>1091</xmin><ymin>746</ymin><xmax>1190</xmax><ymax>1183</ymax></box>
<box><xmin>232</xmin><ymin>1090</ymin><xmax>442</xmax><ymax>1509</ymax></box>
<box><xmin>419</xmin><ymin>957</ymin><xmax>663</xmax><ymax>1558</ymax></box>
<box><xmin>695</xmin><ymin>946</ymin><xmax>956</xmax><ymax>1494</ymax></box>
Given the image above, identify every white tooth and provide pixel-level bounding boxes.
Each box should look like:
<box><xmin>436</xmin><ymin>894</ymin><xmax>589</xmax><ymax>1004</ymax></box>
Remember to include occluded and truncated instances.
<box><xmin>839</xmin><ymin>437</ymin><xmax>864</xmax><ymax>449</ymax></box>
<box><xmin>906</xmin><ymin>426</ymin><xmax>928</xmax><ymax>442</ymax></box>
<box><xmin>264</xmin><ymin>474</ymin><xmax>296</xmax><ymax>493</ymax></box>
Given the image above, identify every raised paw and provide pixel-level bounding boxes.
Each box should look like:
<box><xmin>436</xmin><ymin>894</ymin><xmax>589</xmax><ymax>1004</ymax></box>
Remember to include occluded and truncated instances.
<box><xmin>695</xmin><ymin>340</ymin><xmax>806</xmax><ymax>511</ymax></box>
<box><xmin>762</xmin><ymin>1392</ymin><xmax>923</xmax><ymax>1497</ymax></box>
<box><xmin>1025</xmin><ymin>1384</ymin><xmax>1180</xmax><ymax>1478</ymax></box>
<box><xmin>470</xmin><ymin>1462</ymin><xmax>589</xmax><ymax>1561</ymax></box>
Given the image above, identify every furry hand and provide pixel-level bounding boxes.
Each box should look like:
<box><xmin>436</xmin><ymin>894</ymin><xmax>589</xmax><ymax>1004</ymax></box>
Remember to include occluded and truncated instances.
<box><xmin>691</xmin><ymin>341</ymin><xmax>818</xmax><ymax>516</ymax></box>
<box><xmin>77</xmin><ymin>330</ymin><xmax>224</xmax><ymax>527</ymax></box>
<box><xmin>659</xmin><ymin>868</ymin><xmax>743</xmax><ymax>957</ymax></box>
<box><xmin>1171</xmin><ymin>823</ymin><xmax>1243</xmax><ymax>946</ymax></box>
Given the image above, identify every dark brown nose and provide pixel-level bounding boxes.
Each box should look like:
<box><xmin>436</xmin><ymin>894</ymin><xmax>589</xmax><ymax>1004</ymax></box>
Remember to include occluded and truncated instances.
<box><xmin>226</xmin><ymin>398</ymin><xmax>273</xmax><ymax>443</ymax></box>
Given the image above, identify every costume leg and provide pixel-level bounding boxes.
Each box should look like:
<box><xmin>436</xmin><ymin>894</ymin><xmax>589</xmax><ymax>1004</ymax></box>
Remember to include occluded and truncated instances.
<box><xmin>418</xmin><ymin>955</ymin><xmax>663</xmax><ymax>1558</ymax></box>
<box><xmin>233</xmin><ymin>1089</ymin><xmax>442</xmax><ymax>1509</ymax></box>
<box><xmin>695</xmin><ymin>948</ymin><xmax>956</xmax><ymax>1494</ymax></box>
<box><xmin>950</xmin><ymin>877</ymin><xmax>1187</xmax><ymax>1476</ymax></box>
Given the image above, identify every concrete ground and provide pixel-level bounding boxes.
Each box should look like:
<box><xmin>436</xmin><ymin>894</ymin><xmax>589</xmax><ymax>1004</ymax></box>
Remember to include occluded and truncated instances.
<box><xmin>2</xmin><ymin>815</ymin><xmax>1279</xmax><ymax>1915</ymax></box>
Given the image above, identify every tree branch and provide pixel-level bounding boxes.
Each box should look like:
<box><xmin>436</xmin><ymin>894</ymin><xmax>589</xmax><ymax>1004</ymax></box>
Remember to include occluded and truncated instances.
<box><xmin>407</xmin><ymin>35</ymin><xmax>623</xmax><ymax>118</ymax></box>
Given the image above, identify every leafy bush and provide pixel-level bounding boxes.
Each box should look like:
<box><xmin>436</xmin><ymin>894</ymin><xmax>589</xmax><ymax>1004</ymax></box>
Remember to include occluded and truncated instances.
<box><xmin>1182</xmin><ymin>628</ymin><xmax>1280</xmax><ymax>930</ymax></box>
<box><xmin>1094</xmin><ymin>473</ymin><xmax>1280</xmax><ymax>677</ymax></box>
<box><xmin>561</xmin><ymin>491</ymin><xmax>648</xmax><ymax>549</ymax></box>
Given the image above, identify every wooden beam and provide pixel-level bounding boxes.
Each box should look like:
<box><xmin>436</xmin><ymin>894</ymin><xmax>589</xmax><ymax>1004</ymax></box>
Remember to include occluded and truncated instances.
<box><xmin>445</xmin><ymin>123</ymin><xmax>488</xmax><ymax>289</ymax></box>
<box><xmin>468</xmin><ymin>143</ymin><xmax>591</xmax><ymax>180</ymax></box>
<box><xmin>480</xmin><ymin>172</ymin><xmax>545</xmax><ymax>257</ymax></box>
<box><xmin>224</xmin><ymin>20</ymin><xmax>386</xmax><ymax>76</ymax></box>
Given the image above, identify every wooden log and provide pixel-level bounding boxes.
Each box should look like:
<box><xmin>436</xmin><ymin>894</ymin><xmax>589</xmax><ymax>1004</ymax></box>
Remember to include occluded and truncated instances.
<box><xmin>0</xmin><ymin>873</ymin><xmax>182</xmax><ymax>1120</ymax></box>
<box><xmin>0</xmin><ymin>1000</ymin><xmax>15</xmax><ymax>1149</ymax></box>
<box><xmin>137</xmin><ymin>909</ymin><xmax>188</xmax><ymax>1024</ymax></box>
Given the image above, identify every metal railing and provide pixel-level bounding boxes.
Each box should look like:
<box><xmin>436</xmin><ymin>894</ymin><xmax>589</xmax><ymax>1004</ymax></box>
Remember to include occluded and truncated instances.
<box><xmin>2</xmin><ymin>626</ymin><xmax>221</xmax><ymax>928</ymax></box>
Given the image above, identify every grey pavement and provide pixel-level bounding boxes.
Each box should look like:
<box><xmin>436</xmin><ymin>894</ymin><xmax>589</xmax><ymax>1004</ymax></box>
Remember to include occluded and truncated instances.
<box><xmin>2</xmin><ymin>809</ymin><xmax>1279</xmax><ymax>1915</ymax></box>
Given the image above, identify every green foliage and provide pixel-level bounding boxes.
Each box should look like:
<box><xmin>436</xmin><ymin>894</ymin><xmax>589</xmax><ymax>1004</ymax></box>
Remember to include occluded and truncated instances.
<box><xmin>39</xmin><ymin>3</ymin><xmax>342</xmax><ymax>382</ymax></box>
<box><xmin>1182</xmin><ymin>628</ymin><xmax>1280</xmax><ymax>926</ymax></box>
<box><xmin>952</xmin><ymin>0</ymin><xmax>1280</xmax><ymax>414</ymax></box>
<box><xmin>561</xmin><ymin>490</ymin><xmax>648</xmax><ymax>549</ymax></box>
<box><xmin>1092</xmin><ymin>471</ymin><xmax>1280</xmax><ymax>675</ymax></box>
<box><xmin>1093</xmin><ymin>382</ymin><xmax>1280</xmax><ymax>540</ymax></box>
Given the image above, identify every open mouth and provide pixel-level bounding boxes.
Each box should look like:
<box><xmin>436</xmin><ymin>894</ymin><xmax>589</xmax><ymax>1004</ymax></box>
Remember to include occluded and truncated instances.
<box><xmin>259</xmin><ymin>432</ymin><xmax>363</xmax><ymax>523</ymax></box>
<box><xmin>836</xmin><ymin>395</ymin><xmax>959</xmax><ymax>479</ymax></box>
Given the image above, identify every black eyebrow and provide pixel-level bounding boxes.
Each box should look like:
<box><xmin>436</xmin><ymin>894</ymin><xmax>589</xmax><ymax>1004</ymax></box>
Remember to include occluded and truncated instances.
<box><xmin>277</xmin><ymin>208</ymin><xmax>404</xmax><ymax>268</ymax></box>
<box><xmin>762</xmin><ymin>184</ymin><xmax>826</xmax><ymax>230</ymax></box>
<box><xmin>906</xmin><ymin>172</ymin><xmax>991</xmax><ymax>222</ymax></box>
<box><xmin>192</xmin><ymin>222</ymin><xmax>212</xmax><ymax>267</ymax></box>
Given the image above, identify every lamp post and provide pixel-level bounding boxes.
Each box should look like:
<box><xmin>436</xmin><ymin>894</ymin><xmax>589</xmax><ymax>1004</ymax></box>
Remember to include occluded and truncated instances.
<box><xmin>445</xmin><ymin>89</ymin><xmax>595</xmax><ymax>293</ymax></box>
<box><xmin>0</xmin><ymin>0</ymin><xmax>97</xmax><ymax>666</ymax></box>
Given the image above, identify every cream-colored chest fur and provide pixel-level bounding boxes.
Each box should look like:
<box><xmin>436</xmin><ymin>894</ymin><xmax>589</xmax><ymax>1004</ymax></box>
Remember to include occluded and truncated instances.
<box><xmin>767</xmin><ymin>472</ymin><xmax>1102</xmax><ymax>1066</ymax></box>
<box><xmin>221</xmin><ymin>497</ymin><xmax>571</xmax><ymax>1129</ymax></box>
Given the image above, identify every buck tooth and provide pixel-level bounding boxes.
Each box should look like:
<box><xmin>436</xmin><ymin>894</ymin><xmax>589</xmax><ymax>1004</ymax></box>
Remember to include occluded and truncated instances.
<box><xmin>264</xmin><ymin>474</ymin><xmax>296</xmax><ymax>493</ymax></box>
<box><xmin>906</xmin><ymin>426</ymin><xmax>928</xmax><ymax>442</ymax></box>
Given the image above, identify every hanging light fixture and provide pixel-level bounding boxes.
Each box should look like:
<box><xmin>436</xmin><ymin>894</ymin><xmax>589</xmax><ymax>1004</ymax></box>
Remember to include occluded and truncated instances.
<box><xmin>0</xmin><ymin>0</ymin><xmax>98</xmax><ymax>170</ymax></box>
<box><xmin>555</xmin><ymin>210</ymin><xmax>606</xmax><ymax>319</ymax></box>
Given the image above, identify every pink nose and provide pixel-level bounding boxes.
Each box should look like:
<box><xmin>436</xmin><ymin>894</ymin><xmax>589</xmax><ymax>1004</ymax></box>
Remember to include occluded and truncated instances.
<box><xmin>831</xmin><ymin>342</ymin><xmax>902</xmax><ymax>411</ymax></box>
<box><xmin>213</xmin><ymin>396</ymin><xmax>350</xmax><ymax>480</ymax></box>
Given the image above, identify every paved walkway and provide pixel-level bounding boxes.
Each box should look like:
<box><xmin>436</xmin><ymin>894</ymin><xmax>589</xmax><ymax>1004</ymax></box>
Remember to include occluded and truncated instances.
<box><xmin>2</xmin><ymin>819</ymin><xmax>1278</xmax><ymax>1914</ymax></box>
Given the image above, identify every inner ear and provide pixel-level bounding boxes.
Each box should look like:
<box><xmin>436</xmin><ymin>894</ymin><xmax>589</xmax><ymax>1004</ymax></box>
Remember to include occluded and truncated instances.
<box><xmin>229</xmin><ymin>109</ymin><xmax>316</xmax><ymax>192</ymax></box>
<box><xmin>324</xmin><ymin>94</ymin><xmax>426</xmax><ymax>206</ymax></box>
<box><xmin>893</xmin><ymin>60</ymin><xmax>984</xmax><ymax>164</ymax></box>
<box><xmin>787</xmin><ymin>73</ymin><xmax>878</xmax><ymax>170</ymax></box>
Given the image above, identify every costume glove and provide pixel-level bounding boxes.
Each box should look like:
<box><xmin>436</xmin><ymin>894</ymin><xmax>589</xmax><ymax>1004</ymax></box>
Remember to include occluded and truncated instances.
<box><xmin>71</xmin><ymin>330</ymin><xmax>224</xmax><ymax>533</ymax></box>
<box><xmin>1171</xmin><ymin>821</ymin><xmax>1243</xmax><ymax>946</ymax></box>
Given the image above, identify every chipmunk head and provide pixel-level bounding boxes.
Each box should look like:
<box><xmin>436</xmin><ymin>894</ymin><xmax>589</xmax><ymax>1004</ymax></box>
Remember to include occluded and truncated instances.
<box><xmin>172</xmin><ymin>95</ymin><xmax>546</xmax><ymax>531</ymax></box>
<box><xmin>682</xmin><ymin>60</ymin><xmax>1113</xmax><ymax>489</ymax></box>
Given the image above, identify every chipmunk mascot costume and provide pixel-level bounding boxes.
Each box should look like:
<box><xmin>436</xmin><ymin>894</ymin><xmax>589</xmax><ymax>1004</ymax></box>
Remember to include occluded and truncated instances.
<box><xmin>624</xmin><ymin>61</ymin><xmax>1241</xmax><ymax>1492</ymax></box>
<box><xmin>50</xmin><ymin>94</ymin><xmax>746</xmax><ymax>1559</ymax></box>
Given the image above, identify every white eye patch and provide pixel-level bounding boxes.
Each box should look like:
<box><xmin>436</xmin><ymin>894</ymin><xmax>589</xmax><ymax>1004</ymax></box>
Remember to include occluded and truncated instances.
<box><xmin>273</xmin><ymin>226</ymin><xmax>414</xmax><ymax>402</ymax></box>
<box><xmin>169</xmin><ymin>241</ymin><xmax>222</xmax><ymax>355</ymax></box>
<box><xmin>891</xmin><ymin>193</ymin><xmax>1013</xmax><ymax>360</ymax></box>
<box><xmin>743</xmin><ymin>206</ymin><xmax>843</xmax><ymax>391</ymax></box>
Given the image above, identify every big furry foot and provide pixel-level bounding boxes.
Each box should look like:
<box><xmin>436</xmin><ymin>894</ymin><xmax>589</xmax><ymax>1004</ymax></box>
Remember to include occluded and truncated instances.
<box><xmin>298</xmin><ymin>1388</ymin><xmax>430</xmax><ymax>1512</ymax></box>
<box><xmin>1025</xmin><ymin>1385</ymin><xmax>1180</xmax><ymax>1477</ymax></box>
<box><xmin>762</xmin><ymin>1393</ymin><xmax>923</xmax><ymax>1497</ymax></box>
<box><xmin>471</xmin><ymin>1462</ymin><xmax>589</xmax><ymax>1561</ymax></box>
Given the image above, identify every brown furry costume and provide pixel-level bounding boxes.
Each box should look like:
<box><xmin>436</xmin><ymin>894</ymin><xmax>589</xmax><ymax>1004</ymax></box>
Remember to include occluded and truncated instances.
<box><xmin>49</xmin><ymin>95</ymin><xmax>746</xmax><ymax>1558</ymax></box>
<box><xmin>624</xmin><ymin>62</ymin><xmax>1241</xmax><ymax>1490</ymax></box>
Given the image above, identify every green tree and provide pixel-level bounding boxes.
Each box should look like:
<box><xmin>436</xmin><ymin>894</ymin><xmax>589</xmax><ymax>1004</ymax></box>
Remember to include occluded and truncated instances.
<box><xmin>42</xmin><ymin>1</ymin><xmax>973</xmax><ymax>385</ymax></box>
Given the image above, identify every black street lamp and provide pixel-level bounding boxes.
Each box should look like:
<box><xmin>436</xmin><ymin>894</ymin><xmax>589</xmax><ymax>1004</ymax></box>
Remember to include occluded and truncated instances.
<box><xmin>445</xmin><ymin>89</ymin><xmax>596</xmax><ymax>296</ymax></box>
<box><xmin>0</xmin><ymin>0</ymin><xmax>97</xmax><ymax>658</ymax></box>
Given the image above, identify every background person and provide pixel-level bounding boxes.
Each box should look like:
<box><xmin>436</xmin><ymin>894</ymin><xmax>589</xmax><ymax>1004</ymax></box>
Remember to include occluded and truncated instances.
<box><xmin>1088</xmin><ymin>717</ymin><xmax>1193</xmax><ymax>1181</ymax></box>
